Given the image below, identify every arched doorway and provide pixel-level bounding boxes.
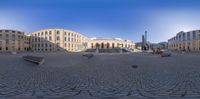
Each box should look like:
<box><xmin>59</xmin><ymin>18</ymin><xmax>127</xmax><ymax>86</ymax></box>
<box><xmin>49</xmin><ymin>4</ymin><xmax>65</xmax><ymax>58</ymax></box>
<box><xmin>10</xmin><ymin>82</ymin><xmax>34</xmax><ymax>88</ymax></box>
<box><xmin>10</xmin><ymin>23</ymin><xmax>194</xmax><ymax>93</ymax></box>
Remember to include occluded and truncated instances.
<box><xmin>96</xmin><ymin>43</ymin><xmax>100</xmax><ymax>48</ymax></box>
<box><xmin>107</xmin><ymin>43</ymin><xmax>110</xmax><ymax>48</ymax></box>
<box><xmin>101</xmin><ymin>43</ymin><xmax>104</xmax><ymax>49</ymax></box>
<box><xmin>112</xmin><ymin>43</ymin><xmax>115</xmax><ymax>48</ymax></box>
<box><xmin>91</xmin><ymin>43</ymin><xmax>94</xmax><ymax>48</ymax></box>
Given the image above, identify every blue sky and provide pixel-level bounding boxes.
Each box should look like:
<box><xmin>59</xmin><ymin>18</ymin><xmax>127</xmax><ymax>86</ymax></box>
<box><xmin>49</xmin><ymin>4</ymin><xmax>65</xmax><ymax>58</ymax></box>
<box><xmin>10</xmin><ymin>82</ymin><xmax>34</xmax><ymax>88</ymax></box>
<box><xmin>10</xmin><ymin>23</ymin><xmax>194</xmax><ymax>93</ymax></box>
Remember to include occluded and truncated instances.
<box><xmin>0</xmin><ymin>0</ymin><xmax>200</xmax><ymax>43</ymax></box>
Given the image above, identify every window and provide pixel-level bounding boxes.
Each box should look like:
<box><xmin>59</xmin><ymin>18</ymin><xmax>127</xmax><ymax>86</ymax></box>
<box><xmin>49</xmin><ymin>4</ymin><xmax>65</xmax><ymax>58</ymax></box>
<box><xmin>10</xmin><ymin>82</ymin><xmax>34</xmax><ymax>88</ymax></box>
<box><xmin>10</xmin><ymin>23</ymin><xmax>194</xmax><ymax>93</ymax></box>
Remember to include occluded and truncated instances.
<box><xmin>57</xmin><ymin>36</ymin><xmax>60</xmax><ymax>40</ymax></box>
<box><xmin>11</xmin><ymin>40</ymin><xmax>15</xmax><ymax>45</ymax></box>
<box><xmin>193</xmin><ymin>31</ymin><xmax>196</xmax><ymax>39</ymax></box>
<box><xmin>68</xmin><ymin>38</ymin><xmax>70</xmax><ymax>41</ymax></box>
<box><xmin>41</xmin><ymin>32</ymin><xmax>43</xmax><ymax>35</ymax></box>
<box><xmin>45</xmin><ymin>43</ymin><xmax>48</xmax><ymax>47</ymax></box>
<box><xmin>65</xmin><ymin>43</ymin><xmax>67</xmax><ymax>47</ymax></box>
<box><xmin>187</xmin><ymin>32</ymin><xmax>190</xmax><ymax>40</ymax></box>
<box><xmin>183</xmin><ymin>33</ymin><xmax>186</xmax><ymax>41</ymax></box>
<box><xmin>57</xmin><ymin>31</ymin><xmax>60</xmax><ymax>34</ymax></box>
<box><xmin>49</xmin><ymin>36</ymin><xmax>52</xmax><ymax>40</ymax></box>
<box><xmin>6</xmin><ymin>40</ymin><xmax>8</xmax><ymax>44</ymax></box>
<box><xmin>65</xmin><ymin>37</ymin><xmax>67</xmax><ymax>41</ymax></box>
<box><xmin>12</xmin><ymin>34</ymin><xmax>15</xmax><ymax>40</ymax></box>
<box><xmin>49</xmin><ymin>31</ymin><xmax>52</xmax><ymax>34</ymax></box>
<box><xmin>12</xmin><ymin>46</ymin><xmax>15</xmax><ymax>50</ymax></box>
<box><xmin>0</xmin><ymin>34</ymin><xmax>2</xmax><ymax>40</ymax></box>
<box><xmin>176</xmin><ymin>35</ymin><xmax>178</xmax><ymax>41</ymax></box>
<box><xmin>6</xmin><ymin>34</ymin><xmax>9</xmax><ymax>39</ymax></box>
<box><xmin>56</xmin><ymin>43</ymin><xmax>60</xmax><ymax>47</ymax></box>
<box><xmin>45</xmin><ymin>31</ymin><xmax>48</xmax><ymax>35</ymax></box>
<box><xmin>35</xmin><ymin>38</ymin><xmax>37</xmax><ymax>42</ymax></box>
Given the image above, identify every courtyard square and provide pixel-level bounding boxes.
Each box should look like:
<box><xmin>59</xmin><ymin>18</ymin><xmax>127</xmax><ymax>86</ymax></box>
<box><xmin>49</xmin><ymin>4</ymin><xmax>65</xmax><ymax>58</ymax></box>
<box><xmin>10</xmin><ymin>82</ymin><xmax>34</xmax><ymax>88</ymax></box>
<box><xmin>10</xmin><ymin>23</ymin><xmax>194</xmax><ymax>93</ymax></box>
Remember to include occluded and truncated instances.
<box><xmin>0</xmin><ymin>52</ymin><xmax>200</xmax><ymax>99</ymax></box>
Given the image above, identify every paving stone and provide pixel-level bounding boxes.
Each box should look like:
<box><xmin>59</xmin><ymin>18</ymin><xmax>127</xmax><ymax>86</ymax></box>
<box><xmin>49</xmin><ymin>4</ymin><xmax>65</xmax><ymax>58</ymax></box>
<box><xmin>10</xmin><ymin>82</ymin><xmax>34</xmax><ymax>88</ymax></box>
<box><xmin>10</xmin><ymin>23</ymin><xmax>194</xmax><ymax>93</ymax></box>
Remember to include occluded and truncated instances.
<box><xmin>0</xmin><ymin>52</ymin><xmax>199</xmax><ymax>98</ymax></box>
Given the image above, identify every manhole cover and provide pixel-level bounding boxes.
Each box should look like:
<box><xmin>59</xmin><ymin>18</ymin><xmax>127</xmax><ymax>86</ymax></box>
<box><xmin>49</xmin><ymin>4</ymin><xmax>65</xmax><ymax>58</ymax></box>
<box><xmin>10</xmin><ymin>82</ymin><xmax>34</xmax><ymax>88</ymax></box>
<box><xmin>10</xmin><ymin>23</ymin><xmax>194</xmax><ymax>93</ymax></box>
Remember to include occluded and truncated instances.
<box><xmin>132</xmin><ymin>65</ymin><xmax>138</xmax><ymax>68</ymax></box>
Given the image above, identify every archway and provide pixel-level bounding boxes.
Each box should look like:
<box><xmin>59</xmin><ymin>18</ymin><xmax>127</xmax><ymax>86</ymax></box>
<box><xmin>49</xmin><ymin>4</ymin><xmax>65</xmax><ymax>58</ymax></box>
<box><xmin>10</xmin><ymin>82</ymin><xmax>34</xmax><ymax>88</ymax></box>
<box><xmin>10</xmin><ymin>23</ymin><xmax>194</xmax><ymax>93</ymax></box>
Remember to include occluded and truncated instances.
<box><xmin>91</xmin><ymin>43</ymin><xmax>94</xmax><ymax>48</ymax></box>
<box><xmin>101</xmin><ymin>43</ymin><xmax>104</xmax><ymax>49</ymax></box>
<box><xmin>112</xmin><ymin>43</ymin><xmax>115</xmax><ymax>48</ymax></box>
<box><xmin>107</xmin><ymin>43</ymin><xmax>110</xmax><ymax>48</ymax></box>
<box><xmin>96</xmin><ymin>43</ymin><xmax>100</xmax><ymax>48</ymax></box>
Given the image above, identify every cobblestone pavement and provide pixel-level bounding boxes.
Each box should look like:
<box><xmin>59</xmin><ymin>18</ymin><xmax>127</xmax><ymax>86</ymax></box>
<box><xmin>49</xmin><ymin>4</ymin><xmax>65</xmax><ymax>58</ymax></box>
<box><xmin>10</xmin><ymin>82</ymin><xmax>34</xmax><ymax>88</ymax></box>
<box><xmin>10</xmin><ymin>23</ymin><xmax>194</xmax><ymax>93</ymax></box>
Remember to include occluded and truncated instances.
<box><xmin>0</xmin><ymin>52</ymin><xmax>200</xmax><ymax>99</ymax></box>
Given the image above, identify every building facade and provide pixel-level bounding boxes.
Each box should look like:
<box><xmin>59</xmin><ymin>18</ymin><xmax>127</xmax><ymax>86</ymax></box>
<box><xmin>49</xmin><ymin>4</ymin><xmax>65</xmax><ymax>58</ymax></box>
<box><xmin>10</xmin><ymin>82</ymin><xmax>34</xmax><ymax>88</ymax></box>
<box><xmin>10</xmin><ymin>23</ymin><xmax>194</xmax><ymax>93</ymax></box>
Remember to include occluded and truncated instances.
<box><xmin>168</xmin><ymin>30</ymin><xmax>200</xmax><ymax>52</ymax></box>
<box><xmin>88</xmin><ymin>38</ymin><xmax>135</xmax><ymax>50</ymax></box>
<box><xmin>0</xmin><ymin>28</ymin><xmax>135</xmax><ymax>52</ymax></box>
<box><xmin>0</xmin><ymin>29</ymin><xmax>30</xmax><ymax>52</ymax></box>
<box><xmin>30</xmin><ymin>29</ymin><xmax>89</xmax><ymax>52</ymax></box>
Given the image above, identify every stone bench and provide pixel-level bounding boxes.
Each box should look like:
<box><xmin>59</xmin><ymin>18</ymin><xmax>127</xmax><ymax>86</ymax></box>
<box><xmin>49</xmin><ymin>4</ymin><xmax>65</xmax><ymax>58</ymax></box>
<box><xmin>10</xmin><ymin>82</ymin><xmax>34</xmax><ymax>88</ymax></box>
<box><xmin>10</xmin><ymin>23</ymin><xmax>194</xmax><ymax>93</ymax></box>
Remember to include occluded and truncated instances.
<box><xmin>23</xmin><ymin>55</ymin><xmax>45</xmax><ymax>65</ymax></box>
<box><xmin>11</xmin><ymin>52</ymin><xmax>17</xmax><ymax>54</ymax></box>
<box><xmin>161</xmin><ymin>52</ymin><xmax>171</xmax><ymax>57</ymax></box>
<box><xmin>82</xmin><ymin>54</ymin><xmax>94</xmax><ymax>59</ymax></box>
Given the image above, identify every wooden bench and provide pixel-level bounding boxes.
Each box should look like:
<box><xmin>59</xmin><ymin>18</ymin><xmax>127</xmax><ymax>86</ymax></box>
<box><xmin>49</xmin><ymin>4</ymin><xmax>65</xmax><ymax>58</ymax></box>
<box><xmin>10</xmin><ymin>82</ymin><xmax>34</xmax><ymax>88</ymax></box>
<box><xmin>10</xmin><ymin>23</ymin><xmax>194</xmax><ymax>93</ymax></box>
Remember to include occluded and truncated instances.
<box><xmin>82</xmin><ymin>54</ymin><xmax>94</xmax><ymax>59</ymax></box>
<box><xmin>23</xmin><ymin>55</ymin><xmax>45</xmax><ymax>65</ymax></box>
